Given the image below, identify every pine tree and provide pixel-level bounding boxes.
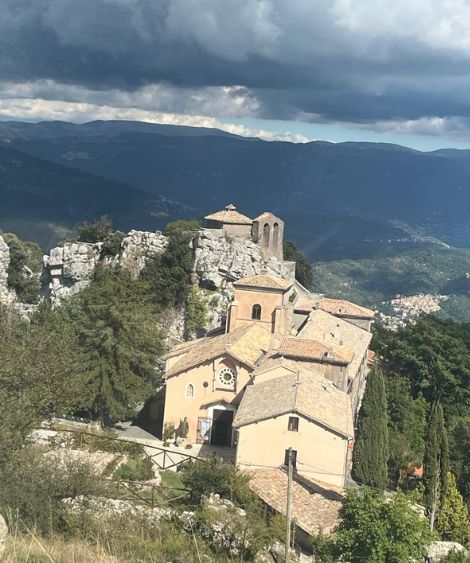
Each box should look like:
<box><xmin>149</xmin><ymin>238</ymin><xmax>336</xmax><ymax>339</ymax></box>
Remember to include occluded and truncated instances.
<box><xmin>352</xmin><ymin>367</ymin><xmax>389</xmax><ymax>490</ymax></box>
<box><xmin>65</xmin><ymin>266</ymin><xmax>164</xmax><ymax>425</ymax></box>
<box><xmin>436</xmin><ymin>472</ymin><xmax>470</xmax><ymax>545</ymax></box>
<box><xmin>424</xmin><ymin>402</ymin><xmax>449</xmax><ymax>530</ymax></box>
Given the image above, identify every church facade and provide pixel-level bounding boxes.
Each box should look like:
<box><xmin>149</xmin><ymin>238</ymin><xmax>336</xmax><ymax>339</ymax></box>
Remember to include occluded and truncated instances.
<box><xmin>160</xmin><ymin>205</ymin><xmax>375</xmax><ymax>487</ymax></box>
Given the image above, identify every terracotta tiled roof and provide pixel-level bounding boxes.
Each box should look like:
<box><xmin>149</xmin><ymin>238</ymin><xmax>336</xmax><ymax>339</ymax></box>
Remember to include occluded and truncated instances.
<box><xmin>294</xmin><ymin>295</ymin><xmax>314</xmax><ymax>312</ymax></box>
<box><xmin>233</xmin><ymin>371</ymin><xmax>354</xmax><ymax>438</ymax></box>
<box><xmin>277</xmin><ymin>338</ymin><xmax>354</xmax><ymax>365</ymax></box>
<box><xmin>253</xmin><ymin>211</ymin><xmax>283</xmax><ymax>223</ymax></box>
<box><xmin>317</xmin><ymin>297</ymin><xmax>375</xmax><ymax>319</ymax></box>
<box><xmin>299</xmin><ymin>309</ymin><xmax>372</xmax><ymax>380</ymax></box>
<box><xmin>249</xmin><ymin>469</ymin><xmax>343</xmax><ymax>535</ymax></box>
<box><xmin>165</xmin><ymin>323</ymin><xmax>272</xmax><ymax>377</ymax></box>
<box><xmin>205</xmin><ymin>204</ymin><xmax>252</xmax><ymax>225</ymax></box>
<box><xmin>234</xmin><ymin>274</ymin><xmax>293</xmax><ymax>291</ymax></box>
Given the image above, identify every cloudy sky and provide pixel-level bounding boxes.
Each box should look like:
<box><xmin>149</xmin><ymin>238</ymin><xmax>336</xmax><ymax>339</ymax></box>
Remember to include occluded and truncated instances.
<box><xmin>2</xmin><ymin>0</ymin><xmax>470</xmax><ymax>149</ymax></box>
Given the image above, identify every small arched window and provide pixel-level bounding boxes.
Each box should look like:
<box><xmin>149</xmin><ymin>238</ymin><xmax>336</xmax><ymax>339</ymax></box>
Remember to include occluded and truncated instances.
<box><xmin>252</xmin><ymin>304</ymin><xmax>262</xmax><ymax>320</ymax></box>
<box><xmin>263</xmin><ymin>223</ymin><xmax>270</xmax><ymax>247</ymax></box>
<box><xmin>273</xmin><ymin>223</ymin><xmax>279</xmax><ymax>247</ymax></box>
<box><xmin>185</xmin><ymin>383</ymin><xmax>195</xmax><ymax>398</ymax></box>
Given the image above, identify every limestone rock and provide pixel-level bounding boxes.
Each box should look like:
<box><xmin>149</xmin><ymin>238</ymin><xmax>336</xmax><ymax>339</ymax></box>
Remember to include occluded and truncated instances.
<box><xmin>193</xmin><ymin>229</ymin><xmax>294</xmax><ymax>333</ymax></box>
<box><xmin>44</xmin><ymin>242</ymin><xmax>101</xmax><ymax>304</ymax></box>
<box><xmin>0</xmin><ymin>235</ymin><xmax>9</xmax><ymax>292</ymax></box>
<box><xmin>0</xmin><ymin>235</ymin><xmax>16</xmax><ymax>306</ymax></box>
<box><xmin>0</xmin><ymin>514</ymin><xmax>7</xmax><ymax>560</ymax></box>
<box><xmin>119</xmin><ymin>230</ymin><xmax>167</xmax><ymax>278</ymax></box>
<box><xmin>428</xmin><ymin>541</ymin><xmax>468</xmax><ymax>561</ymax></box>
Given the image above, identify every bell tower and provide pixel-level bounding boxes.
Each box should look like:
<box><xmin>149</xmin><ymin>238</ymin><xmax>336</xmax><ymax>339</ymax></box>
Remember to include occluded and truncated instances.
<box><xmin>226</xmin><ymin>274</ymin><xmax>293</xmax><ymax>335</ymax></box>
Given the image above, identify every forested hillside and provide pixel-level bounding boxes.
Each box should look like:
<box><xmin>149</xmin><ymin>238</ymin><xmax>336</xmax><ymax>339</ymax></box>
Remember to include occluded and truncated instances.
<box><xmin>312</xmin><ymin>245</ymin><xmax>470</xmax><ymax>322</ymax></box>
<box><xmin>4</xmin><ymin>120</ymin><xmax>470</xmax><ymax>260</ymax></box>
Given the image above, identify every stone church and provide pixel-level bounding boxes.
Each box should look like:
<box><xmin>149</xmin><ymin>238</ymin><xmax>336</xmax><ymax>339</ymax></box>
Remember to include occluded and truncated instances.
<box><xmin>159</xmin><ymin>204</ymin><xmax>375</xmax><ymax>488</ymax></box>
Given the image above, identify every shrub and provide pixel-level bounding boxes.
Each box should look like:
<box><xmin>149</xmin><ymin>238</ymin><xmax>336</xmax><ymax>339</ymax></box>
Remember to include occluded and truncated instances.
<box><xmin>113</xmin><ymin>457</ymin><xmax>154</xmax><ymax>482</ymax></box>
<box><xmin>2</xmin><ymin>232</ymin><xmax>42</xmax><ymax>303</ymax></box>
<box><xmin>50</xmin><ymin>427</ymin><xmax>145</xmax><ymax>457</ymax></box>
<box><xmin>0</xmin><ymin>446</ymin><xmax>103</xmax><ymax>535</ymax></box>
<box><xmin>185</xmin><ymin>286</ymin><xmax>208</xmax><ymax>336</ymax></box>
<box><xmin>441</xmin><ymin>551</ymin><xmax>470</xmax><ymax>562</ymax></box>
<box><xmin>182</xmin><ymin>455</ymin><xmax>256</xmax><ymax>508</ymax></box>
<box><xmin>77</xmin><ymin>216</ymin><xmax>114</xmax><ymax>243</ymax></box>
<box><xmin>101</xmin><ymin>230</ymin><xmax>125</xmax><ymax>258</ymax></box>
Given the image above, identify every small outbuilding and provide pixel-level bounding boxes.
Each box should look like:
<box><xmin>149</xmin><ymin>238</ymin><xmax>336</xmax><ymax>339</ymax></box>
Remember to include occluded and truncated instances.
<box><xmin>204</xmin><ymin>204</ymin><xmax>253</xmax><ymax>238</ymax></box>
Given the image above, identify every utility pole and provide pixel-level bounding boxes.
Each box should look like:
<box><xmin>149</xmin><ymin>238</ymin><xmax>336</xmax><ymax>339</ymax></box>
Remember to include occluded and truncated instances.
<box><xmin>285</xmin><ymin>447</ymin><xmax>293</xmax><ymax>563</ymax></box>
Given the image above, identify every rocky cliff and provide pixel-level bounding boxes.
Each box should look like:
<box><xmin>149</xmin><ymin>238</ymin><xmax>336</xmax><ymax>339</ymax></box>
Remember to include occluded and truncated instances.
<box><xmin>193</xmin><ymin>229</ymin><xmax>294</xmax><ymax>332</ymax></box>
<box><xmin>2</xmin><ymin>228</ymin><xmax>295</xmax><ymax>336</ymax></box>
<box><xmin>44</xmin><ymin>230</ymin><xmax>168</xmax><ymax>305</ymax></box>
<box><xmin>0</xmin><ymin>234</ymin><xmax>15</xmax><ymax>306</ymax></box>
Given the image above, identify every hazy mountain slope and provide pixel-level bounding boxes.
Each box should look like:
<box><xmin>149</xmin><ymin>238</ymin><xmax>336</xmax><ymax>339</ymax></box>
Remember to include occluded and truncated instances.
<box><xmin>311</xmin><ymin>245</ymin><xmax>470</xmax><ymax>321</ymax></box>
<box><xmin>5</xmin><ymin>121</ymin><xmax>470</xmax><ymax>259</ymax></box>
<box><xmin>0</xmin><ymin>146</ymin><xmax>192</xmax><ymax>248</ymax></box>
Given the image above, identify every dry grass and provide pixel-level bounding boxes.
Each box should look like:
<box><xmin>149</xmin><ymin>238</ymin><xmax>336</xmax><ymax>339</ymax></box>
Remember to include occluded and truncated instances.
<box><xmin>4</xmin><ymin>531</ymin><xmax>121</xmax><ymax>562</ymax></box>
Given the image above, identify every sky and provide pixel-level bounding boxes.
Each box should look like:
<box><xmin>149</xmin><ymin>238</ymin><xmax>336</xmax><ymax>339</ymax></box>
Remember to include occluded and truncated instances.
<box><xmin>2</xmin><ymin>0</ymin><xmax>470</xmax><ymax>150</ymax></box>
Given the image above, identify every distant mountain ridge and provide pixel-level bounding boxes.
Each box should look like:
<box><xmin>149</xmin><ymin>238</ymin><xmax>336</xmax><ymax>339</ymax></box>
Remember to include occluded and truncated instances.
<box><xmin>0</xmin><ymin>145</ymin><xmax>193</xmax><ymax>249</ymax></box>
<box><xmin>3</xmin><ymin>120</ymin><xmax>470</xmax><ymax>259</ymax></box>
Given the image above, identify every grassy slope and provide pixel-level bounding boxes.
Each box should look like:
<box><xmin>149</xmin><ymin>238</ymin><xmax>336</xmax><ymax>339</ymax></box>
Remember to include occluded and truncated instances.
<box><xmin>311</xmin><ymin>245</ymin><xmax>470</xmax><ymax>321</ymax></box>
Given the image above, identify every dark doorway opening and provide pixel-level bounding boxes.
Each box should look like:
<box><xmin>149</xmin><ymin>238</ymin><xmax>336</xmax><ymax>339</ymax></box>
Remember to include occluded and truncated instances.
<box><xmin>210</xmin><ymin>409</ymin><xmax>234</xmax><ymax>446</ymax></box>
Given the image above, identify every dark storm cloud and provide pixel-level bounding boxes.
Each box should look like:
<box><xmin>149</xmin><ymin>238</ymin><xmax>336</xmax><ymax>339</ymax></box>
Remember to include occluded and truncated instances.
<box><xmin>2</xmin><ymin>0</ymin><xmax>470</xmax><ymax>126</ymax></box>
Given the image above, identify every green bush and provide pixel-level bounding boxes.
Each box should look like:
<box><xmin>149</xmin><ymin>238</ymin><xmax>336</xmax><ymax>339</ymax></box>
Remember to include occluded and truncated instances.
<box><xmin>113</xmin><ymin>457</ymin><xmax>154</xmax><ymax>482</ymax></box>
<box><xmin>441</xmin><ymin>550</ymin><xmax>470</xmax><ymax>562</ymax></box>
<box><xmin>77</xmin><ymin>216</ymin><xmax>114</xmax><ymax>243</ymax></box>
<box><xmin>182</xmin><ymin>455</ymin><xmax>256</xmax><ymax>508</ymax></box>
<box><xmin>2</xmin><ymin>232</ymin><xmax>42</xmax><ymax>303</ymax></box>
<box><xmin>101</xmin><ymin>230</ymin><xmax>125</xmax><ymax>258</ymax></box>
<box><xmin>51</xmin><ymin>427</ymin><xmax>146</xmax><ymax>457</ymax></box>
<box><xmin>0</xmin><ymin>446</ymin><xmax>103</xmax><ymax>535</ymax></box>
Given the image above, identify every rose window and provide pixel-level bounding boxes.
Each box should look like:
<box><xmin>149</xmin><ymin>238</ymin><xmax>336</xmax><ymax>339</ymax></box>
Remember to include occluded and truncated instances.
<box><xmin>218</xmin><ymin>367</ymin><xmax>236</xmax><ymax>386</ymax></box>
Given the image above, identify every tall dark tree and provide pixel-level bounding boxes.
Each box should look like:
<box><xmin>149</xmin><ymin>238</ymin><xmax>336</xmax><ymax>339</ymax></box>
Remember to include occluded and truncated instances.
<box><xmin>352</xmin><ymin>367</ymin><xmax>389</xmax><ymax>489</ymax></box>
<box><xmin>65</xmin><ymin>266</ymin><xmax>164</xmax><ymax>425</ymax></box>
<box><xmin>141</xmin><ymin>220</ymin><xmax>196</xmax><ymax>307</ymax></box>
<box><xmin>424</xmin><ymin>402</ymin><xmax>449</xmax><ymax>530</ymax></box>
<box><xmin>283</xmin><ymin>240</ymin><xmax>313</xmax><ymax>289</ymax></box>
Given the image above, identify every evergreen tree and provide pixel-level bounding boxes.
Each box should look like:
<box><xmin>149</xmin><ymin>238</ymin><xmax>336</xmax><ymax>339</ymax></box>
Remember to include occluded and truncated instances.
<box><xmin>424</xmin><ymin>402</ymin><xmax>449</xmax><ymax>530</ymax></box>
<box><xmin>65</xmin><ymin>266</ymin><xmax>164</xmax><ymax>425</ymax></box>
<box><xmin>352</xmin><ymin>367</ymin><xmax>389</xmax><ymax>489</ymax></box>
<box><xmin>141</xmin><ymin>221</ymin><xmax>195</xmax><ymax>307</ymax></box>
<box><xmin>283</xmin><ymin>240</ymin><xmax>313</xmax><ymax>288</ymax></box>
<box><xmin>436</xmin><ymin>472</ymin><xmax>470</xmax><ymax>546</ymax></box>
<box><xmin>0</xmin><ymin>304</ymin><xmax>87</xmax><ymax>464</ymax></box>
<box><xmin>335</xmin><ymin>487</ymin><xmax>435</xmax><ymax>563</ymax></box>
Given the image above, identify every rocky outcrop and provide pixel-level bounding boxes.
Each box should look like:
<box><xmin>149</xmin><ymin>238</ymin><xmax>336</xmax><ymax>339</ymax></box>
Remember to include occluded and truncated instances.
<box><xmin>43</xmin><ymin>231</ymin><xmax>168</xmax><ymax>304</ymax></box>
<box><xmin>428</xmin><ymin>541</ymin><xmax>468</xmax><ymax>561</ymax></box>
<box><xmin>0</xmin><ymin>235</ymin><xmax>16</xmax><ymax>306</ymax></box>
<box><xmin>45</xmin><ymin>242</ymin><xmax>101</xmax><ymax>304</ymax></box>
<box><xmin>193</xmin><ymin>229</ymin><xmax>294</xmax><ymax>332</ymax></box>
<box><xmin>0</xmin><ymin>514</ymin><xmax>7</xmax><ymax>560</ymax></box>
<box><xmin>119</xmin><ymin>230</ymin><xmax>167</xmax><ymax>278</ymax></box>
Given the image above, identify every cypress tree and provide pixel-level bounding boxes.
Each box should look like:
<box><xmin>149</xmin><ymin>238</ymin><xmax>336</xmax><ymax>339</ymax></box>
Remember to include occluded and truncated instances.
<box><xmin>351</xmin><ymin>366</ymin><xmax>389</xmax><ymax>489</ymax></box>
<box><xmin>424</xmin><ymin>402</ymin><xmax>449</xmax><ymax>530</ymax></box>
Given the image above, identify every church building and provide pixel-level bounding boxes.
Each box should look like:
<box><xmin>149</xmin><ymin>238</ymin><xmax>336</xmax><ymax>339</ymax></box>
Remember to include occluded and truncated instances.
<box><xmin>160</xmin><ymin>205</ymin><xmax>375</xmax><ymax>487</ymax></box>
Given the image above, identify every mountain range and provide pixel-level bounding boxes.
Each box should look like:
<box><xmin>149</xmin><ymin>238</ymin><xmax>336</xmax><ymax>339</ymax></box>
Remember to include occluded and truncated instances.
<box><xmin>2</xmin><ymin>120</ymin><xmax>470</xmax><ymax>260</ymax></box>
